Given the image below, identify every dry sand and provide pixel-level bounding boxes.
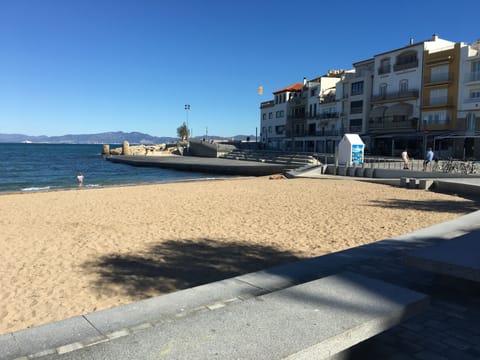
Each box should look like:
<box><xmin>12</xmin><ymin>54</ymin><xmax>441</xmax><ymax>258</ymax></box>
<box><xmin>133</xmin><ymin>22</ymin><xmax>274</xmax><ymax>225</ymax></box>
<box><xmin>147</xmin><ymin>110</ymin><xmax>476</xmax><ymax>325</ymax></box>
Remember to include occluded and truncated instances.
<box><xmin>0</xmin><ymin>177</ymin><xmax>478</xmax><ymax>334</ymax></box>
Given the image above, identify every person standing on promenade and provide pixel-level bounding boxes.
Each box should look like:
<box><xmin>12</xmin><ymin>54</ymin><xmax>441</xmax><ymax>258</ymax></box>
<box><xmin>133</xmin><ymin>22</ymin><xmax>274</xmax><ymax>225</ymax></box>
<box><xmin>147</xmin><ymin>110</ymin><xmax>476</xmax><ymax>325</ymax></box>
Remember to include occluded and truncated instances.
<box><xmin>77</xmin><ymin>172</ymin><xmax>84</xmax><ymax>188</ymax></box>
<box><xmin>423</xmin><ymin>147</ymin><xmax>434</xmax><ymax>171</ymax></box>
<box><xmin>401</xmin><ymin>148</ymin><xmax>410</xmax><ymax>169</ymax></box>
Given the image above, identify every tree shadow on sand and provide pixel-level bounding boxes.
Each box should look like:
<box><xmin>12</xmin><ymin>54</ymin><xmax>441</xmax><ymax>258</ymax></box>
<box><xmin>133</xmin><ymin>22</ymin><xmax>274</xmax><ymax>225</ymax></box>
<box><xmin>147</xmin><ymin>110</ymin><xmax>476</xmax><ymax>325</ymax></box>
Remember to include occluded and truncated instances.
<box><xmin>83</xmin><ymin>238</ymin><xmax>304</xmax><ymax>299</ymax></box>
<box><xmin>367</xmin><ymin>198</ymin><xmax>480</xmax><ymax>214</ymax></box>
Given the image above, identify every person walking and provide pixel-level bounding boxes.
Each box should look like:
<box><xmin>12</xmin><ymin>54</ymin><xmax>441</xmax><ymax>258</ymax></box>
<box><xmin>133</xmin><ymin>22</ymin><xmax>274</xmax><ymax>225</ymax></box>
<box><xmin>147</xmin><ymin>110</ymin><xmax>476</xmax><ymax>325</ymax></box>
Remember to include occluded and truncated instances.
<box><xmin>423</xmin><ymin>147</ymin><xmax>434</xmax><ymax>171</ymax></box>
<box><xmin>401</xmin><ymin>148</ymin><xmax>410</xmax><ymax>169</ymax></box>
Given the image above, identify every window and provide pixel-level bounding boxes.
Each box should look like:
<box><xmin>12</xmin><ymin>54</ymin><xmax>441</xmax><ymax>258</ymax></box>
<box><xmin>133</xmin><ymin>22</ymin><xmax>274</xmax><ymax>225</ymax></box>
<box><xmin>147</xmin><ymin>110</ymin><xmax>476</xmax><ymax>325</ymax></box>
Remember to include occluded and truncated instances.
<box><xmin>351</xmin><ymin>81</ymin><xmax>364</xmax><ymax>96</ymax></box>
<box><xmin>467</xmin><ymin>113</ymin><xmax>476</xmax><ymax>130</ymax></box>
<box><xmin>379</xmin><ymin>58</ymin><xmax>391</xmax><ymax>74</ymax></box>
<box><xmin>350</xmin><ymin>100</ymin><xmax>363</xmax><ymax>114</ymax></box>
<box><xmin>429</xmin><ymin>88</ymin><xmax>448</xmax><ymax>106</ymax></box>
<box><xmin>379</xmin><ymin>83</ymin><xmax>387</xmax><ymax>97</ymax></box>
<box><xmin>268</xmin><ymin>126</ymin><xmax>272</xmax><ymax>133</ymax></box>
<box><xmin>431</xmin><ymin>64</ymin><xmax>449</xmax><ymax>82</ymax></box>
<box><xmin>262</xmin><ymin>113</ymin><xmax>266</xmax><ymax>120</ymax></box>
<box><xmin>394</xmin><ymin>51</ymin><xmax>418</xmax><ymax>71</ymax></box>
<box><xmin>399</xmin><ymin>79</ymin><xmax>408</xmax><ymax>93</ymax></box>
<box><xmin>423</xmin><ymin>110</ymin><xmax>449</xmax><ymax>125</ymax></box>
<box><xmin>269</xmin><ymin>112</ymin><xmax>273</xmax><ymax>119</ymax></box>
<box><xmin>470</xmin><ymin>89</ymin><xmax>480</xmax><ymax>99</ymax></box>
<box><xmin>313</xmin><ymin>104</ymin><xmax>317</xmax><ymax>117</ymax></box>
<box><xmin>310</xmin><ymin>88</ymin><xmax>317</xmax><ymax>97</ymax></box>
<box><xmin>472</xmin><ymin>61</ymin><xmax>480</xmax><ymax>81</ymax></box>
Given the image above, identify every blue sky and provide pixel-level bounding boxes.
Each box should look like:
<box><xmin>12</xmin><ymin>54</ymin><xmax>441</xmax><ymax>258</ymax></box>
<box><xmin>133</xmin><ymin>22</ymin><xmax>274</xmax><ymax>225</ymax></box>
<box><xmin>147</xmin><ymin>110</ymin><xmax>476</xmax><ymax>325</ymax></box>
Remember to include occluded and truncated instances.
<box><xmin>0</xmin><ymin>0</ymin><xmax>477</xmax><ymax>138</ymax></box>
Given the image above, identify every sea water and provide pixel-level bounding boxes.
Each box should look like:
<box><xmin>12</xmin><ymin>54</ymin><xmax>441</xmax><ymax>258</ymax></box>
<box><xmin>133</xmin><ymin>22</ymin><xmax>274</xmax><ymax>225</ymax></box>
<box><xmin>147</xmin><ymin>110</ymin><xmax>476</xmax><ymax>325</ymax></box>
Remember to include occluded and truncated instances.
<box><xmin>0</xmin><ymin>143</ymin><xmax>222</xmax><ymax>193</ymax></box>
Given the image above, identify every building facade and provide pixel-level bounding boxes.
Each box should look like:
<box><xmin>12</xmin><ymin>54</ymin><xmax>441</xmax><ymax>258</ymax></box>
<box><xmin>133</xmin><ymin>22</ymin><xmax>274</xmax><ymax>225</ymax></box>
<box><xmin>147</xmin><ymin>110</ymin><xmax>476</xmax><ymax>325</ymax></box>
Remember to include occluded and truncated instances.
<box><xmin>260</xmin><ymin>34</ymin><xmax>480</xmax><ymax>159</ymax></box>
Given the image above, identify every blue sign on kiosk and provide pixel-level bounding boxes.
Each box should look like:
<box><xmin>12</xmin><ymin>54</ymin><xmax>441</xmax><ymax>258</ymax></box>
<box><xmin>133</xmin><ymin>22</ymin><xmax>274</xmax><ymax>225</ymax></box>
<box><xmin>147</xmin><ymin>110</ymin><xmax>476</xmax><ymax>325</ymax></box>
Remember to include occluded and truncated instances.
<box><xmin>338</xmin><ymin>134</ymin><xmax>365</xmax><ymax>166</ymax></box>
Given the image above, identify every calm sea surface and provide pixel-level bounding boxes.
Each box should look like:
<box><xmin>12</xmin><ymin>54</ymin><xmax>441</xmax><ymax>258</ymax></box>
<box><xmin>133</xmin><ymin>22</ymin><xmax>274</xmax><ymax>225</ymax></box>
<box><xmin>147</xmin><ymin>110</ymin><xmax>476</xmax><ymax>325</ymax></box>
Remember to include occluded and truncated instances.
<box><xmin>0</xmin><ymin>143</ymin><xmax>225</xmax><ymax>193</ymax></box>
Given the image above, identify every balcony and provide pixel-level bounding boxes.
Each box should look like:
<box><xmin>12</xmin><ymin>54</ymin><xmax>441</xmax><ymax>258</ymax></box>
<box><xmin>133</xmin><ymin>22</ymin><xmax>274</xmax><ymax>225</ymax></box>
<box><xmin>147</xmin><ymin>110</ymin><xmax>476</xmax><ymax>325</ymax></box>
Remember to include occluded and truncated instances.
<box><xmin>424</xmin><ymin>72</ymin><xmax>453</xmax><ymax>85</ymax></box>
<box><xmin>422</xmin><ymin>96</ymin><xmax>454</xmax><ymax>108</ymax></box>
<box><xmin>368</xmin><ymin>118</ymin><xmax>418</xmax><ymax>131</ymax></box>
<box><xmin>260</xmin><ymin>100</ymin><xmax>274</xmax><ymax>109</ymax></box>
<box><xmin>350</xmin><ymin>107</ymin><xmax>363</xmax><ymax>114</ymax></box>
<box><xmin>320</xmin><ymin>94</ymin><xmax>336</xmax><ymax>104</ymax></box>
<box><xmin>349</xmin><ymin>125</ymin><xmax>363</xmax><ymax>133</ymax></box>
<box><xmin>312</xmin><ymin>129</ymin><xmax>341</xmax><ymax>137</ymax></box>
<box><xmin>378</xmin><ymin>65</ymin><xmax>391</xmax><ymax>75</ymax></box>
<box><xmin>315</xmin><ymin>112</ymin><xmax>339</xmax><ymax>120</ymax></box>
<box><xmin>464</xmin><ymin>71</ymin><xmax>480</xmax><ymax>84</ymax></box>
<box><xmin>371</xmin><ymin>89</ymin><xmax>419</xmax><ymax>103</ymax></box>
<box><xmin>393</xmin><ymin>59</ymin><xmax>418</xmax><ymax>72</ymax></box>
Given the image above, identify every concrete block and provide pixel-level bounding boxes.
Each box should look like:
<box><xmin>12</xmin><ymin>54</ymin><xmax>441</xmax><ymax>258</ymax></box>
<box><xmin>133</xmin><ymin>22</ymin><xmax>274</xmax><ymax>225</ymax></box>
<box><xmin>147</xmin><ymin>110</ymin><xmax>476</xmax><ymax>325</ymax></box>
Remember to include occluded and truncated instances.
<box><xmin>85</xmin><ymin>277</ymin><xmax>266</xmax><ymax>334</ymax></box>
<box><xmin>405</xmin><ymin>231</ymin><xmax>480</xmax><ymax>282</ymax></box>
<box><xmin>355</xmin><ymin>167</ymin><xmax>365</xmax><ymax>177</ymax></box>
<box><xmin>408</xmin><ymin>179</ymin><xmax>419</xmax><ymax>189</ymax></box>
<box><xmin>419</xmin><ymin>179</ymin><xmax>434</xmax><ymax>190</ymax></box>
<box><xmin>347</xmin><ymin>167</ymin><xmax>356</xmax><ymax>176</ymax></box>
<box><xmin>400</xmin><ymin>177</ymin><xmax>409</xmax><ymax>187</ymax></box>
<box><xmin>0</xmin><ymin>333</ymin><xmax>21</xmax><ymax>360</ymax></box>
<box><xmin>55</xmin><ymin>272</ymin><xmax>428</xmax><ymax>360</ymax></box>
<box><xmin>10</xmin><ymin>316</ymin><xmax>101</xmax><ymax>357</ymax></box>
<box><xmin>363</xmin><ymin>168</ymin><xmax>375</xmax><ymax>178</ymax></box>
<box><xmin>336</xmin><ymin>166</ymin><xmax>347</xmax><ymax>176</ymax></box>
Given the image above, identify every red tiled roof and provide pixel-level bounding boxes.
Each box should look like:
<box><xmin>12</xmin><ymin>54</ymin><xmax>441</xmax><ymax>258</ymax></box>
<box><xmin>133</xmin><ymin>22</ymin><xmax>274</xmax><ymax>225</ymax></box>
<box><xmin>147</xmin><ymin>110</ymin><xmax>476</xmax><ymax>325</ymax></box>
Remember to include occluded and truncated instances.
<box><xmin>273</xmin><ymin>83</ymin><xmax>303</xmax><ymax>94</ymax></box>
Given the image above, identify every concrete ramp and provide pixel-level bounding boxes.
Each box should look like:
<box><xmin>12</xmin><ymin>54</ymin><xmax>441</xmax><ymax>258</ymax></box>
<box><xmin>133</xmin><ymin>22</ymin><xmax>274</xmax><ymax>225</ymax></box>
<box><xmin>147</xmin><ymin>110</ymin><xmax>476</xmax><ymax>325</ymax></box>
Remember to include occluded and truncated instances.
<box><xmin>40</xmin><ymin>272</ymin><xmax>428</xmax><ymax>360</ymax></box>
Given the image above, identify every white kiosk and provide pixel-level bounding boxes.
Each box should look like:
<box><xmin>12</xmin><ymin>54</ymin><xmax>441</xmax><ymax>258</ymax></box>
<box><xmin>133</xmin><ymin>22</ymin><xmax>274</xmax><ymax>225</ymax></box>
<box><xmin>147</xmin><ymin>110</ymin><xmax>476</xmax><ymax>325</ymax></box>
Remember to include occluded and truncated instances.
<box><xmin>338</xmin><ymin>134</ymin><xmax>365</xmax><ymax>166</ymax></box>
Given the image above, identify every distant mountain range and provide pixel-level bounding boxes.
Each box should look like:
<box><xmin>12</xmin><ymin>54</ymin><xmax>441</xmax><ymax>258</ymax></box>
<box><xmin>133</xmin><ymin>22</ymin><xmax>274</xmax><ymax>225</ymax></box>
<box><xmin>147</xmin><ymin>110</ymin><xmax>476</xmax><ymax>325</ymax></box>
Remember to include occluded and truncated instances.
<box><xmin>0</xmin><ymin>131</ymin><xmax>254</xmax><ymax>144</ymax></box>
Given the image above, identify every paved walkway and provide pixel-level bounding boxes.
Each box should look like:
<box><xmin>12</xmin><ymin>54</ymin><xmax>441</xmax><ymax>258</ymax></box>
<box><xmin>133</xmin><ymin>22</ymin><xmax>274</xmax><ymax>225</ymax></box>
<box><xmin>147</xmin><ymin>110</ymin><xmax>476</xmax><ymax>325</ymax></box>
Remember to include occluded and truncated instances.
<box><xmin>1</xmin><ymin>177</ymin><xmax>480</xmax><ymax>359</ymax></box>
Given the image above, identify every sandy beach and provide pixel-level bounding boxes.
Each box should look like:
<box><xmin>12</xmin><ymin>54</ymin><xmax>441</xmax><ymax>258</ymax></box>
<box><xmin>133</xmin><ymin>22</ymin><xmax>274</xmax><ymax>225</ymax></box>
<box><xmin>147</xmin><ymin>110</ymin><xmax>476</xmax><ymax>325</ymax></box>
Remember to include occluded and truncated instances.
<box><xmin>0</xmin><ymin>177</ymin><xmax>478</xmax><ymax>335</ymax></box>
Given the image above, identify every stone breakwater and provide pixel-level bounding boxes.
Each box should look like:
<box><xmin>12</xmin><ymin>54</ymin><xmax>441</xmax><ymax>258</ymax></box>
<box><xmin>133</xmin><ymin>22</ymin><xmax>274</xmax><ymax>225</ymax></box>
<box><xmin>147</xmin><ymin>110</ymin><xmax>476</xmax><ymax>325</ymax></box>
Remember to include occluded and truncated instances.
<box><xmin>102</xmin><ymin>141</ymin><xmax>184</xmax><ymax>156</ymax></box>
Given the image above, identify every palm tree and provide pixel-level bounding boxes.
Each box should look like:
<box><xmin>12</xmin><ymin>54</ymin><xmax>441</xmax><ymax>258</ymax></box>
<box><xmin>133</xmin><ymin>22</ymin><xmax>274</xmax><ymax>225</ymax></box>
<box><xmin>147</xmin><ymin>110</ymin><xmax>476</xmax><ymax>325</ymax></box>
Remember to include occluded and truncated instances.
<box><xmin>177</xmin><ymin>122</ymin><xmax>189</xmax><ymax>141</ymax></box>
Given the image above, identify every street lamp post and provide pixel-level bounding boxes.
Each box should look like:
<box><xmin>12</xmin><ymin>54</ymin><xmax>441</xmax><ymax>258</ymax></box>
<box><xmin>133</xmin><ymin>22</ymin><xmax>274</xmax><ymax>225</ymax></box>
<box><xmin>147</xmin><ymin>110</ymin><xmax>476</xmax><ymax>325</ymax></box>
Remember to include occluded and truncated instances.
<box><xmin>184</xmin><ymin>104</ymin><xmax>190</xmax><ymax>140</ymax></box>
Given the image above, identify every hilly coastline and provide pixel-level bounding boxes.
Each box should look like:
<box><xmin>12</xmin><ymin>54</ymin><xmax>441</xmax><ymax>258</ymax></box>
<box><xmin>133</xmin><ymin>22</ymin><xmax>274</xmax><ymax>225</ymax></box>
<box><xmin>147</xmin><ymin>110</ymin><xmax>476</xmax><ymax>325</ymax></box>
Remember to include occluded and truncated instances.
<box><xmin>0</xmin><ymin>131</ymin><xmax>252</xmax><ymax>144</ymax></box>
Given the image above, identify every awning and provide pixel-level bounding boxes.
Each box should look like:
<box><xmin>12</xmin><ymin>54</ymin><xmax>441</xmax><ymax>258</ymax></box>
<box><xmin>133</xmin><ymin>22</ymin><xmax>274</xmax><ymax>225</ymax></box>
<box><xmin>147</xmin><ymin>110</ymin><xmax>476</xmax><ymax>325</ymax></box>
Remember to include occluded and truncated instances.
<box><xmin>369</xmin><ymin>106</ymin><xmax>387</xmax><ymax>118</ymax></box>
<box><xmin>385</xmin><ymin>103</ymin><xmax>413</xmax><ymax>117</ymax></box>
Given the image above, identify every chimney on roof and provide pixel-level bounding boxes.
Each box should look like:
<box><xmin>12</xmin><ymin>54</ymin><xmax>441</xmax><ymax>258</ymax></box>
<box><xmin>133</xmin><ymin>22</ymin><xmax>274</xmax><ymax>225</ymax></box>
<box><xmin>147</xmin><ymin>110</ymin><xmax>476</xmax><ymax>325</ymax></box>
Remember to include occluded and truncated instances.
<box><xmin>409</xmin><ymin>38</ymin><xmax>414</xmax><ymax>45</ymax></box>
<box><xmin>432</xmin><ymin>33</ymin><xmax>439</xmax><ymax>41</ymax></box>
<box><xmin>303</xmin><ymin>77</ymin><xmax>307</xmax><ymax>86</ymax></box>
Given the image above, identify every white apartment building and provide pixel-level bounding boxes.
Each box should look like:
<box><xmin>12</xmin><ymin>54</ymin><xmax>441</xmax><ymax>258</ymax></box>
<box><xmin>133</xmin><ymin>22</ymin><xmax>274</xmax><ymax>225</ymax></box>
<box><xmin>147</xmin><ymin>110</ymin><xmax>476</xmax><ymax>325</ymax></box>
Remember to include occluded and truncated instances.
<box><xmin>458</xmin><ymin>41</ymin><xmax>480</xmax><ymax>147</ymax></box>
<box><xmin>302</xmin><ymin>73</ymin><xmax>343</xmax><ymax>153</ymax></box>
<box><xmin>369</xmin><ymin>34</ymin><xmax>455</xmax><ymax>156</ymax></box>
<box><xmin>260</xmin><ymin>83</ymin><xmax>302</xmax><ymax>150</ymax></box>
<box><xmin>338</xmin><ymin>59</ymin><xmax>374</xmax><ymax>151</ymax></box>
<box><xmin>259</xmin><ymin>34</ymin><xmax>480</xmax><ymax>158</ymax></box>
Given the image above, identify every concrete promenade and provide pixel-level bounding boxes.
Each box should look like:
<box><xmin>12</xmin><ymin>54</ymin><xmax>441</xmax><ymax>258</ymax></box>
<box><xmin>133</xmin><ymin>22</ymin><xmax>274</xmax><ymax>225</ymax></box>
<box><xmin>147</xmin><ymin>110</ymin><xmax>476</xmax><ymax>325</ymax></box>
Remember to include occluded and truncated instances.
<box><xmin>1</xmin><ymin>176</ymin><xmax>480</xmax><ymax>359</ymax></box>
<box><xmin>106</xmin><ymin>155</ymin><xmax>302</xmax><ymax>176</ymax></box>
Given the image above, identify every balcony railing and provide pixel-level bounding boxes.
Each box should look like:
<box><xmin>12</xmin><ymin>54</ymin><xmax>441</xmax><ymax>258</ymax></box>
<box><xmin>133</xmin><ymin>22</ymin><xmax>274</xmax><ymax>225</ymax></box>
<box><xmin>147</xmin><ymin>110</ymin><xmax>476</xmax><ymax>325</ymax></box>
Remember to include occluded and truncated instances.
<box><xmin>312</xmin><ymin>130</ymin><xmax>341</xmax><ymax>137</ymax></box>
<box><xmin>318</xmin><ymin>112</ymin><xmax>339</xmax><ymax>119</ymax></box>
<box><xmin>378</xmin><ymin>65</ymin><xmax>391</xmax><ymax>75</ymax></box>
<box><xmin>349</xmin><ymin>126</ymin><xmax>363</xmax><ymax>133</ymax></box>
<box><xmin>393</xmin><ymin>59</ymin><xmax>418</xmax><ymax>72</ymax></box>
<box><xmin>424</xmin><ymin>72</ymin><xmax>452</xmax><ymax>84</ymax></box>
<box><xmin>350</xmin><ymin>107</ymin><xmax>363</xmax><ymax>114</ymax></box>
<box><xmin>423</xmin><ymin>96</ymin><xmax>454</xmax><ymax>107</ymax></box>
<box><xmin>465</xmin><ymin>71</ymin><xmax>480</xmax><ymax>83</ymax></box>
<box><xmin>371</xmin><ymin>89</ymin><xmax>419</xmax><ymax>102</ymax></box>
<box><xmin>368</xmin><ymin>118</ymin><xmax>418</xmax><ymax>131</ymax></box>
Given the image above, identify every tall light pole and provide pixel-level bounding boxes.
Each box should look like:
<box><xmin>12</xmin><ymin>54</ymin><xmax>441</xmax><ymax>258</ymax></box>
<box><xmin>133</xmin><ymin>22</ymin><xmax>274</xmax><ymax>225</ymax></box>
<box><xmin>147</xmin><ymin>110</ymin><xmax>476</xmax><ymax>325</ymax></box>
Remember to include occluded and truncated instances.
<box><xmin>184</xmin><ymin>104</ymin><xmax>190</xmax><ymax>140</ymax></box>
